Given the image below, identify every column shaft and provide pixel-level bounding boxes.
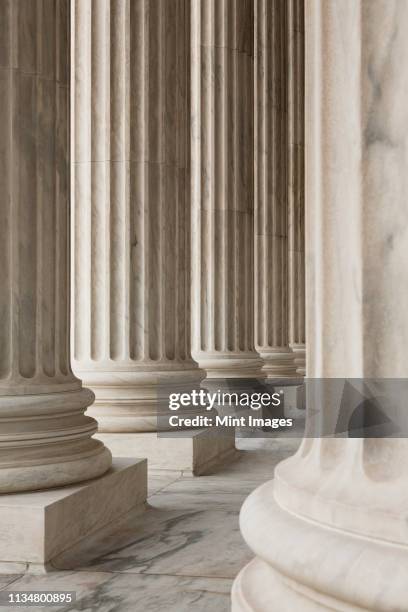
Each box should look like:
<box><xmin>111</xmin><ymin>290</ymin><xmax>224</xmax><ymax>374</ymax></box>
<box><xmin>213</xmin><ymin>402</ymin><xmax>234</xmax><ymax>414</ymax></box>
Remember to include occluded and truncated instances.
<box><xmin>72</xmin><ymin>0</ymin><xmax>203</xmax><ymax>432</ymax></box>
<box><xmin>254</xmin><ymin>0</ymin><xmax>296</xmax><ymax>378</ymax></box>
<box><xmin>288</xmin><ymin>0</ymin><xmax>306</xmax><ymax>376</ymax></box>
<box><xmin>191</xmin><ymin>0</ymin><xmax>263</xmax><ymax>378</ymax></box>
<box><xmin>0</xmin><ymin>0</ymin><xmax>111</xmax><ymax>493</ymax></box>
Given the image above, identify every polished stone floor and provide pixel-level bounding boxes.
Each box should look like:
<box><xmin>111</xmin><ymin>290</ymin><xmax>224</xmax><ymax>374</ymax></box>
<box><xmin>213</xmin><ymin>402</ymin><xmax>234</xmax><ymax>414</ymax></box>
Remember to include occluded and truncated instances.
<box><xmin>0</xmin><ymin>433</ymin><xmax>302</xmax><ymax>612</ymax></box>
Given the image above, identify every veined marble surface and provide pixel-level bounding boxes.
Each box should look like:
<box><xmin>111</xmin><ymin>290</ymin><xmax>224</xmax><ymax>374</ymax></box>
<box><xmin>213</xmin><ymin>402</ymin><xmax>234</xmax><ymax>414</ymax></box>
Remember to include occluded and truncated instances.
<box><xmin>0</xmin><ymin>438</ymin><xmax>299</xmax><ymax>612</ymax></box>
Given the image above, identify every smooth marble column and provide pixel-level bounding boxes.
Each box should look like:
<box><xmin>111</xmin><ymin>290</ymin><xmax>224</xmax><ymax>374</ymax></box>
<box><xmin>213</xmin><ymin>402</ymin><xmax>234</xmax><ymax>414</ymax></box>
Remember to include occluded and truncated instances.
<box><xmin>233</xmin><ymin>1</ymin><xmax>408</xmax><ymax>609</ymax></box>
<box><xmin>0</xmin><ymin>0</ymin><xmax>111</xmax><ymax>494</ymax></box>
<box><xmin>254</xmin><ymin>0</ymin><xmax>296</xmax><ymax>379</ymax></box>
<box><xmin>72</xmin><ymin>0</ymin><xmax>204</xmax><ymax>433</ymax></box>
<box><xmin>288</xmin><ymin>0</ymin><xmax>306</xmax><ymax>376</ymax></box>
<box><xmin>191</xmin><ymin>0</ymin><xmax>263</xmax><ymax>379</ymax></box>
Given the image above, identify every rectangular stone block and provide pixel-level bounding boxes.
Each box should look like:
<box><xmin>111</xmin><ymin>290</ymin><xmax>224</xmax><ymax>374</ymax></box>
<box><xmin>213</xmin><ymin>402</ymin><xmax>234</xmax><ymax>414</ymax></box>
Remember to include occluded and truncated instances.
<box><xmin>96</xmin><ymin>429</ymin><xmax>238</xmax><ymax>475</ymax></box>
<box><xmin>0</xmin><ymin>458</ymin><xmax>147</xmax><ymax>572</ymax></box>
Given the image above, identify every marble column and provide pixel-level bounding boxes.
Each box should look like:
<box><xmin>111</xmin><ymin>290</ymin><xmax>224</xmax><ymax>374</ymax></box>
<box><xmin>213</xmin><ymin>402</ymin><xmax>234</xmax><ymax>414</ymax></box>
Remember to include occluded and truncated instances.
<box><xmin>0</xmin><ymin>0</ymin><xmax>111</xmax><ymax>494</ymax></box>
<box><xmin>288</xmin><ymin>0</ymin><xmax>306</xmax><ymax>376</ymax></box>
<box><xmin>191</xmin><ymin>0</ymin><xmax>263</xmax><ymax>379</ymax></box>
<box><xmin>254</xmin><ymin>0</ymin><xmax>297</xmax><ymax>379</ymax></box>
<box><xmin>72</xmin><ymin>0</ymin><xmax>203</xmax><ymax>434</ymax></box>
<box><xmin>233</xmin><ymin>1</ymin><xmax>408</xmax><ymax>609</ymax></box>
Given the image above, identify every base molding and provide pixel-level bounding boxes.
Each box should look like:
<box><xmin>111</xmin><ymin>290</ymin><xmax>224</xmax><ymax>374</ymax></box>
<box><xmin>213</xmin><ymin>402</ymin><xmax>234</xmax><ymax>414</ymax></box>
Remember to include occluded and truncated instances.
<box><xmin>97</xmin><ymin>429</ymin><xmax>238</xmax><ymax>475</ymax></box>
<box><xmin>232</xmin><ymin>480</ymin><xmax>408</xmax><ymax>611</ymax></box>
<box><xmin>232</xmin><ymin>558</ymin><xmax>338</xmax><ymax>612</ymax></box>
<box><xmin>0</xmin><ymin>458</ymin><xmax>147</xmax><ymax>573</ymax></box>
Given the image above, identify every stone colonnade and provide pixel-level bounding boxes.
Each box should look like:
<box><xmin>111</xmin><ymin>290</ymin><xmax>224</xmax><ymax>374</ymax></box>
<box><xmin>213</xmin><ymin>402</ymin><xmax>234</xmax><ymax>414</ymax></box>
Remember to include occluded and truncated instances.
<box><xmin>233</xmin><ymin>1</ymin><xmax>408</xmax><ymax>609</ymax></box>
<box><xmin>71</xmin><ymin>0</ymin><xmax>305</xmax><ymax>448</ymax></box>
<box><xmin>0</xmin><ymin>0</ymin><xmax>306</xmax><ymax>567</ymax></box>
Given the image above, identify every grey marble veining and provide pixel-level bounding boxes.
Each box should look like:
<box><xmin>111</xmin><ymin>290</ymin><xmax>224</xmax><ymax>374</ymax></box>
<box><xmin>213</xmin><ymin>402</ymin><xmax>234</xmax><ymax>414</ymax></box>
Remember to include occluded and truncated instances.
<box><xmin>81</xmin><ymin>505</ymin><xmax>249</xmax><ymax>579</ymax></box>
<box><xmin>2</xmin><ymin>571</ymin><xmax>231</xmax><ymax>612</ymax></box>
<box><xmin>148</xmin><ymin>472</ymin><xmax>182</xmax><ymax>497</ymax></box>
<box><xmin>0</xmin><ymin>575</ymin><xmax>21</xmax><ymax>590</ymax></box>
<box><xmin>0</xmin><ymin>438</ymin><xmax>295</xmax><ymax>611</ymax></box>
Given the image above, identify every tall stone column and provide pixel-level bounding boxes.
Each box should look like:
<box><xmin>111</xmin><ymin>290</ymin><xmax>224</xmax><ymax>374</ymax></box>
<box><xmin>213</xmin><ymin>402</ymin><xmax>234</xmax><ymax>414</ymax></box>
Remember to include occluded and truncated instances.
<box><xmin>72</xmin><ymin>0</ymin><xmax>203</xmax><ymax>433</ymax></box>
<box><xmin>254</xmin><ymin>0</ymin><xmax>296</xmax><ymax>379</ymax></box>
<box><xmin>0</xmin><ymin>0</ymin><xmax>146</xmax><ymax>571</ymax></box>
<box><xmin>0</xmin><ymin>0</ymin><xmax>111</xmax><ymax>494</ymax></box>
<box><xmin>191</xmin><ymin>0</ymin><xmax>263</xmax><ymax>379</ymax></box>
<box><xmin>288</xmin><ymin>0</ymin><xmax>306</xmax><ymax>376</ymax></box>
<box><xmin>233</xmin><ymin>1</ymin><xmax>408</xmax><ymax>609</ymax></box>
<box><xmin>72</xmin><ymin>1</ymin><xmax>234</xmax><ymax>473</ymax></box>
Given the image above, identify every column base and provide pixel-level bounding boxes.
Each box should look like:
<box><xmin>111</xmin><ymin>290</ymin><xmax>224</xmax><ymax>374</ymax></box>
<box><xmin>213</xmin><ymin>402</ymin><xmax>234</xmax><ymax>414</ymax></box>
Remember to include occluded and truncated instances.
<box><xmin>0</xmin><ymin>458</ymin><xmax>147</xmax><ymax>573</ymax></box>
<box><xmin>233</xmin><ymin>558</ymin><xmax>327</xmax><ymax>612</ymax></box>
<box><xmin>193</xmin><ymin>352</ymin><xmax>265</xmax><ymax>378</ymax></box>
<box><xmin>259</xmin><ymin>348</ymin><xmax>298</xmax><ymax>379</ymax></box>
<box><xmin>278</xmin><ymin>381</ymin><xmax>306</xmax><ymax>412</ymax></box>
<box><xmin>232</xmin><ymin>479</ymin><xmax>408</xmax><ymax>611</ymax></box>
<box><xmin>0</xmin><ymin>387</ymin><xmax>112</xmax><ymax>493</ymax></box>
<box><xmin>96</xmin><ymin>429</ymin><xmax>238</xmax><ymax>475</ymax></box>
<box><xmin>290</xmin><ymin>343</ymin><xmax>306</xmax><ymax>376</ymax></box>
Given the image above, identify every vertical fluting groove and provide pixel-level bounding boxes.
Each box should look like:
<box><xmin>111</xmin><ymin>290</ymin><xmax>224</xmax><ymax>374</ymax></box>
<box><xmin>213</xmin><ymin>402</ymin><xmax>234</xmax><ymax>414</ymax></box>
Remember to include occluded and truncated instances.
<box><xmin>54</xmin><ymin>0</ymin><xmax>61</xmax><ymax>378</ymax></box>
<box><xmin>122</xmin><ymin>0</ymin><xmax>131</xmax><ymax>362</ymax></box>
<box><xmin>231</xmin><ymin>0</ymin><xmax>238</xmax><ymax>353</ymax></box>
<box><xmin>159</xmin><ymin>0</ymin><xmax>165</xmax><ymax>361</ymax></box>
<box><xmin>73</xmin><ymin>0</ymin><xmax>91</xmax><ymax>362</ymax></box>
<box><xmin>129</xmin><ymin>0</ymin><xmax>144</xmax><ymax>361</ymax></box>
<box><xmin>35</xmin><ymin>0</ymin><xmax>42</xmax><ymax>378</ymax></box>
<box><xmin>10</xmin><ymin>0</ymin><xmax>19</xmax><ymax>382</ymax></box>
<box><xmin>110</xmin><ymin>0</ymin><xmax>125</xmax><ymax>360</ymax></box>
<box><xmin>90</xmin><ymin>0</ymin><xmax>108</xmax><ymax>361</ymax></box>
<box><xmin>0</xmin><ymin>0</ymin><xmax>13</xmax><ymax>379</ymax></box>
<box><xmin>191</xmin><ymin>0</ymin><xmax>204</xmax><ymax>352</ymax></box>
<box><xmin>173</xmin><ymin>0</ymin><xmax>182</xmax><ymax>360</ymax></box>
<box><xmin>18</xmin><ymin>0</ymin><xmax>37</xmax><ymax>379</ymax></box>
<box><xmin>222</xmin><ymin>0</ymin><xmax>229</xmax><ymax>354</ymax></box>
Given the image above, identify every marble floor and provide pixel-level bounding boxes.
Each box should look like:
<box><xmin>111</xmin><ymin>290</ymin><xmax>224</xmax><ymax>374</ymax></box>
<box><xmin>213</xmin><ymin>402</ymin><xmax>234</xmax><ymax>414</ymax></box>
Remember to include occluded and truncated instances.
<box><xmin>0</xmin><ymin>434</ymin><xmax>302</xmax><ymax>612</ymax></box>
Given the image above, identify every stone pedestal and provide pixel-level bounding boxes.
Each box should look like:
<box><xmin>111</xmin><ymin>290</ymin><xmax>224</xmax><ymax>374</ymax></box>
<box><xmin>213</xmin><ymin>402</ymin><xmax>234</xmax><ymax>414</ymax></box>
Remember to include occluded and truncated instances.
<box><xmin>233</xmin><ymin>1</ymin><xmax>408</xmax><ymax>609</ymax></box>
<box><xmin>97</xmin><ymin>430</ymin><xmax>237</xmax><ymax>476</ymax></box>
<box><xmin>0</xmin><ymin>459</ymin><xmax>147</xmax><ymax>574</ymax></box>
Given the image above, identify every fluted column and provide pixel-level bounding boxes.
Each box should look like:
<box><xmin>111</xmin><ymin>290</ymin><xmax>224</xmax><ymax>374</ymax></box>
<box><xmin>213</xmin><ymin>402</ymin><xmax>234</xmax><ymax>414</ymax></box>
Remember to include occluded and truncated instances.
<box><xmin>233</xmin><ymin>2</ymin><xmax>408</xmax><ymax>610</ymax></box>
<box><xmin>72</xmin><ymin>0</ymin><xmax>203</xmax><ymax>432</ymax></box>
<box><xmin>0</xmin><ymin>0</ymin><xmax>111</xmax><ymax>493</ymax></box>
<box><xmin>254</xmin><ymin>0</ymin><xmax>296</xmax><ymax>379</ymax></box>
<box><xmin>288</xmin><ymin>0</ymin><xmax>306</xmax><ymax>376</ymax></box>
<box><xmin>191</xmin><ymin>0</ymin><xmax>263</xmax><ymax>379</ymax></box>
